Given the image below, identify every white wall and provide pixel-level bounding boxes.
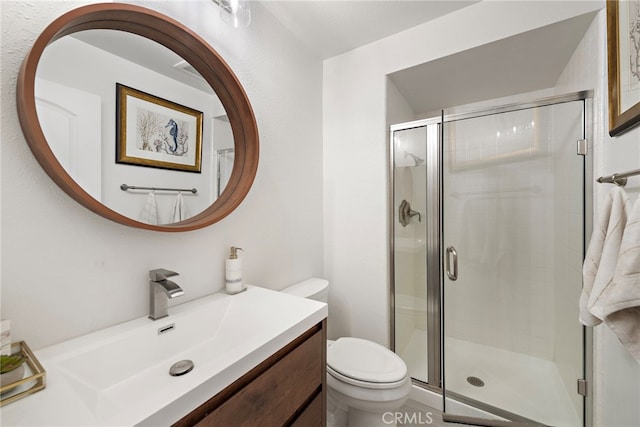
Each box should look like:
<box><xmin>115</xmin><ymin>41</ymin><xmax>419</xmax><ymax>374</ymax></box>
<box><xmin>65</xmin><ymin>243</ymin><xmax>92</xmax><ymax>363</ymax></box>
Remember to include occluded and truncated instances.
<box><xmin>1</xmin><ymin>0</ymin><xmax>323</xmax><ymax>349</ymax></box>
<box><xmin>554</xmin><ymin>10</ymin><xmax>640</xmax><ymax>427</ymax></box>
<box><xmin>598</xmin><ymin>83</ymin><xmax>640</xmax><ymax>426</ymax></box>
<box><xmin>552</xmin><ymin>12</ymin><xmax>605</xmax><ymax>421</ymax></box>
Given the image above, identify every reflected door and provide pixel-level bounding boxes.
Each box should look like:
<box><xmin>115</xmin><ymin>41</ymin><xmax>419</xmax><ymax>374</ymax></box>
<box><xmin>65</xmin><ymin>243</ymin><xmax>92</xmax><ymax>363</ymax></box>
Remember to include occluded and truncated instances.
<box><xmin>36</xmin><ymin>78</ymin><xmax>102</xmax><ymax>201</ymax></box>
<box><xmin>442</xmin><ymin>101</ymin><xmax>586</xmax><ymax>426</ymax></box>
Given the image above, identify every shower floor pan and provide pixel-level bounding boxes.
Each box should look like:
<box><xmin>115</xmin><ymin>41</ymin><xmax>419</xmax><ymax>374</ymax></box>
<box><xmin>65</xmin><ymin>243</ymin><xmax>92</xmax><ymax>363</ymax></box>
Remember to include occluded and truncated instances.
<box><xmin>400</xmin><ymin>331</ymin><xmax>580</xmax><ymax>426</ymax></box>
<box><xmin>445</xmin><ymin>337</ymin><xmax>581</xmax><ymax>426</ymax></box>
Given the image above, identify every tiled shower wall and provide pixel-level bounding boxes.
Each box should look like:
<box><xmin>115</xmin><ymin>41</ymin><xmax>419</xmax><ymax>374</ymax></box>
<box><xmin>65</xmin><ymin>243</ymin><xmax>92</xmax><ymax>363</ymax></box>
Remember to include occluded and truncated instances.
<box><xmin>393</xmin><ymin>126</ymin><xmax>428</xmax><ymax>356</ymax></box>
<box><xmin>443</xmin><ymin>106</ymin><xmax>564</xmax><ymax>361</ymax></box>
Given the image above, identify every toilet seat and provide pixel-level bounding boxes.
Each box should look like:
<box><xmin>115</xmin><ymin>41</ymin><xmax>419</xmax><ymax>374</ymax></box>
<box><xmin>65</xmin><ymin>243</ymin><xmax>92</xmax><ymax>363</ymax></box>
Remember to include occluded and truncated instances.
<box><xmin>327</xmin><ymin>366</ymin><xmax>408</xmax><ymax>390</ymax></box>
<box><xmin>327</xmin><ymin>337</ymin><xmax>408</xmax><ymax>390</ymax></box>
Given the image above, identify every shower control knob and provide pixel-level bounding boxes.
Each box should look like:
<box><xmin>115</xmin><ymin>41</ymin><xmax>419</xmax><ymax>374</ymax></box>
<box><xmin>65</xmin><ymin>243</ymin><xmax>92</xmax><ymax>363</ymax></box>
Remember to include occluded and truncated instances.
<box><xmin>399</xmin><ymin>200</ymin><xmax>421</xmax><ymax>227</ymax></box>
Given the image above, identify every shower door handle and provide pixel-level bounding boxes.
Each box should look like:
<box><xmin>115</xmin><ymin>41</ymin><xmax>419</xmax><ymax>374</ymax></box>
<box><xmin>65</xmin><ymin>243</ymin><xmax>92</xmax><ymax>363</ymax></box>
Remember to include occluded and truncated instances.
<box><xmin>446</xmin><ymin>246</ymin><xmax>458</xmax><ymax>281</ymax></box>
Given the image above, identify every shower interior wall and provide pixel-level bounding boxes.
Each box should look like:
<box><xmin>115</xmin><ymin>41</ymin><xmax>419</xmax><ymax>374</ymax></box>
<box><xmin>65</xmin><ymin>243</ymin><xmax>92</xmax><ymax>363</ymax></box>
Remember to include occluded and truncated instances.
<box><xmin>444</xmin><ymin>103</ymin><xmax>584</xmax><ymax>422</ymax></box>
<box><xmin>443</xmin><ymin>107</ymin><xmax>568</xmax><ymax>360</ymax></box>
<box><xmin>392</xmin><ymin>124</ymin><xmax>428</xmax><ymax>382</ymax></box>
<box><xmin>441</xmin><ymin>12</ymin><xmax>640</xmax><ymax>425</ymax></box>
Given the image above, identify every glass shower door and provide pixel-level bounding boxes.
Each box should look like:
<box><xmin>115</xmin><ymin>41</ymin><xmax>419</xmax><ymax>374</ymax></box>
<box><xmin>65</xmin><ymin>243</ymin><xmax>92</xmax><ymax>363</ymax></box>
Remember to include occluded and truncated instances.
<box><xmin>442</xmin><ymin>101</ymin><xmax>586</xmax><ymax>426</ymax></box>
<box><xmin>392</xmin><ymin>125</ymin><xmax>429</xmax><ymax>384</ymax></box>
<box><xmin>392</xmin><ymin>123</ymin><xmax>441</xmax><ymax>387</ymax></box>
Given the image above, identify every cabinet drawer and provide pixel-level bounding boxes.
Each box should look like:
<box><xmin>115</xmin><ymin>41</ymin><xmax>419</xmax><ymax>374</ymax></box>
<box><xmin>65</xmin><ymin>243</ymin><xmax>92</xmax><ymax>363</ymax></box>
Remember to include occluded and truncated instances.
<box><xmin>175</xmin><ymin>322</ymin><xmax>325</xmax><ymax>427</ymax></box>
<box><xmin>291</xmin><ymin>393</ymin><xmax>323</xmax><ymax>427</ymax></box>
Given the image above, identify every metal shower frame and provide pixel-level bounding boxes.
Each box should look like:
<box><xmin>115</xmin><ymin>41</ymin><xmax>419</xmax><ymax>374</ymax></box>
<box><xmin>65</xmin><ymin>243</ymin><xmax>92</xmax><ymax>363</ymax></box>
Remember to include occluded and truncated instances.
<box><xmin>388</xmin><ymin>90</ymin><xmax>594</xmax><ymax>427</ymax></box>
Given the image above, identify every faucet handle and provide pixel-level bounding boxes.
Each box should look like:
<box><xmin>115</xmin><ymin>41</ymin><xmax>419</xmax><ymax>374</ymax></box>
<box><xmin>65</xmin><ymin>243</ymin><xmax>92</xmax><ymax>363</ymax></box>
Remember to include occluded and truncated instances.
<box><xmin>149</xmin><ymin>268</ymin><xmax>179</xmax><ymax>281</ymax></box>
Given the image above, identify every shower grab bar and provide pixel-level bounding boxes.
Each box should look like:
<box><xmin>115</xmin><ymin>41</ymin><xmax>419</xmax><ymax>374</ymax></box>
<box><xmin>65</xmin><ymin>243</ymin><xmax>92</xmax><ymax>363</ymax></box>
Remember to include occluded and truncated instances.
<box><xmin>596</xmin><ymin>168</ymin><xmax>640</xmax><ymax>187</ymax></box>
<box><xmin>120</xmin><ymin>184</ymin><xmax>197</xmax><ymax>194</ymax></box>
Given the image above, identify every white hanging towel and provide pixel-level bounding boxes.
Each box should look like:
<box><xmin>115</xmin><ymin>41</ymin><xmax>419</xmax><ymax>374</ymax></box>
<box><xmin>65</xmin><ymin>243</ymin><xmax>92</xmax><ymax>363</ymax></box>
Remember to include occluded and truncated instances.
<box><xmin>580</xmin><ymin>187</ymin><xmax>631</xmax><ymax>326</ymax></box>
<box><xmin>140</xmin><ymin>191</ymin><xmax>159</xmax><ymax>225</ymax></box>
<box><xmin>171</xmin><ymin>191</ymin><xmax>189</xmax><ymax>222</ymax></box>
<box><xmin>594</xmin><ymin>196</ymin><xmax>640</xmax><ymax>362</ymax></box>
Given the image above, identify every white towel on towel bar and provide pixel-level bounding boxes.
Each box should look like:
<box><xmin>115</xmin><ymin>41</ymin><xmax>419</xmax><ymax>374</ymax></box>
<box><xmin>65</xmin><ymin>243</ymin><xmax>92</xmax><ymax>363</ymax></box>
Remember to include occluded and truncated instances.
<box><xmin>580</xmin><ymin>187</ymin><xmax>631</xmax><ymax>326</ymax></box>
<box><xmin>595</xmin><ymin>196</ymin><xmax>640</xmax><ymax>362</ymax></box>
<box><xmin>140</xmin><ymin>191</ymin><xmax>159</xmax><ymax>225</ymax></box>
<box><xmin>171</xmin><ymin>192</ymin><xmax>189</xmax><ymax>222</ymax></box>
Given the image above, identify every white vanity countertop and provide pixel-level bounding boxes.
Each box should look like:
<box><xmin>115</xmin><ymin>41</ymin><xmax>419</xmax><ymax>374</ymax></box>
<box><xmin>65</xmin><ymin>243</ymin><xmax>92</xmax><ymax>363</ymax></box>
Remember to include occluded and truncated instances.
<box><xmin>0</xmin><ymin>286</ymin><xmax>327</xmax><ymax>426</ymax></box>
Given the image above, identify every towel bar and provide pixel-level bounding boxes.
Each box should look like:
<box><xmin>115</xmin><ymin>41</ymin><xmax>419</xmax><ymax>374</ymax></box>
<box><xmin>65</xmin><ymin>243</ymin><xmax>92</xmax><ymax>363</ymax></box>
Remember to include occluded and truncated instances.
<box><xmin>596</xmin><ymin>168</ymin><xmax>640</xmax><ymax>187</ymax></box>
<box><xmin>120</xmin><ymin>184</ymin><xmax>197</xmax><ymax>194</ymax></box>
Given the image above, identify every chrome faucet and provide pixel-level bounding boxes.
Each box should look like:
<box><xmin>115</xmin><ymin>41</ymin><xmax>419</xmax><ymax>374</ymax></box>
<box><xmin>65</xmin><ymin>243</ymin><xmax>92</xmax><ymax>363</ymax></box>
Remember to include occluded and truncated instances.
<box><xmin>148</xmin><ymin>269</ymin><xmax>184</xmax><ymax>320</ymax></box>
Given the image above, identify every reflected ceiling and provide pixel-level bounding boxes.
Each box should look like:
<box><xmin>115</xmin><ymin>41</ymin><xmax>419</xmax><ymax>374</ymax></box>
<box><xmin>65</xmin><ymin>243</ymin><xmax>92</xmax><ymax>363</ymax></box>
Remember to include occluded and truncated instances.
<box><xmin>72</xmin><ymin>30</ymin><xmax>212</xmax><ymax>93</ymax></box>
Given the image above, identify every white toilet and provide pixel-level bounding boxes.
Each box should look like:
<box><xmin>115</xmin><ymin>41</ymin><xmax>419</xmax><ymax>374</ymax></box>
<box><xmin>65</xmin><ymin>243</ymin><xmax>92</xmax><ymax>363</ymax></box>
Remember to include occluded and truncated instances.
<box><xmin>281</xmin><ymin>278</ymin><xmax>411</xmax><ymax>427</ymax></box>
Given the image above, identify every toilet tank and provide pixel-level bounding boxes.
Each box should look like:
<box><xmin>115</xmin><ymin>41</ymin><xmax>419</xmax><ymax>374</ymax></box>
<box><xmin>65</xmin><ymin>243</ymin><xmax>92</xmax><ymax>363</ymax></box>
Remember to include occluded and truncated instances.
<box><xmin>281</xmin><ymin>278</ymin><xmax>329</xmax><ymax>302</ymax></box>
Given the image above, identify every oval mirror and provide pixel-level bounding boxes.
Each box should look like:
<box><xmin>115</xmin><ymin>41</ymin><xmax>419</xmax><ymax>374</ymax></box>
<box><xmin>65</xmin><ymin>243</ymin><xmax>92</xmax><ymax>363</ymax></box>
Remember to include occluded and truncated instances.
<box><xmin>16</xmin><ymin>3</ymin><xmax>259</xmax><ymax>232</ymax></box>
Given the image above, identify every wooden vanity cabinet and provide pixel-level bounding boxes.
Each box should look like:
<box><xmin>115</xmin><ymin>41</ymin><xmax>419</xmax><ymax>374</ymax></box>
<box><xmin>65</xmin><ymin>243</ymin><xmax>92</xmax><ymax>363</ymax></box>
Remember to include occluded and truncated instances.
<box><xmin>174</xmin><ymin>320</ymin><xmax>327</xmax><ymax>427</ymax></box>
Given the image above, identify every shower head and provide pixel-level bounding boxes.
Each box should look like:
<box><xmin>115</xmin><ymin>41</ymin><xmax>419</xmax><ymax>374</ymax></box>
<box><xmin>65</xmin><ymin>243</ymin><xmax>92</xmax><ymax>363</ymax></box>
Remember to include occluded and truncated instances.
<box><xmin>404</xmin><ymin>152</ymin><xmax>424</xmax><ymax>166</ymax></box>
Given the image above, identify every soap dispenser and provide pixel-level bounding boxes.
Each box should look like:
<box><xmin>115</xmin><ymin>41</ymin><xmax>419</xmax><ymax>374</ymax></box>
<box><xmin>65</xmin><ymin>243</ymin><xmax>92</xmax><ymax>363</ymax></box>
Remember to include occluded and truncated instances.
<box><xmin>225</xmin><ymin>246</ymin><xmax>245</xmax><ymax>293</ymax></box>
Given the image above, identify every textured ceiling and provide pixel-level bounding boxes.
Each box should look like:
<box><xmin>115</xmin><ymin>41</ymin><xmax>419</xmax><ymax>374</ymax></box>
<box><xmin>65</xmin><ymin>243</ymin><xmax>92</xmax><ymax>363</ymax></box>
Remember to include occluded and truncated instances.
<box><xmin>260</xmin><ymin>0</ymin><xmax>479</xmax><ymax>59</ymax></box>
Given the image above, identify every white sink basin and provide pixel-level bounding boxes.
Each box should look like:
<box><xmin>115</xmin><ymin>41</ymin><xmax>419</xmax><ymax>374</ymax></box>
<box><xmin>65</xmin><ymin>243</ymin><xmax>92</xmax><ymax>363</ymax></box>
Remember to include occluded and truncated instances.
<box><xmin>56</xmin><ymin>295</ymin><xmax>235</xmax><ymax>417</ymax></box>
<box><xmin>1</xmin><ymin>286</ymin><xmax>327</xmax><ymax>426</ymax></box>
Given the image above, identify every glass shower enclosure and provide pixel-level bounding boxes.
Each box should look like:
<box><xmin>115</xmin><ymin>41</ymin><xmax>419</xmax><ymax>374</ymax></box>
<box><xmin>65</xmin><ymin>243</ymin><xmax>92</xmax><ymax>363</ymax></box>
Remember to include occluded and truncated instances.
<box><xmin>391</xmin><ymin>93</ymin><xmax>590</xmax><ymax>426</ymax></box>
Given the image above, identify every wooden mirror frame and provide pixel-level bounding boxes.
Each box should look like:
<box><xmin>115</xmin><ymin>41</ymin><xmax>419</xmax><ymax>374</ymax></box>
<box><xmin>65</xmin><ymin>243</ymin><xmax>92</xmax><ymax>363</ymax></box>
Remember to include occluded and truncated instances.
<box><xmin>16</xmin><ymin>3</ymin><xmax>259</xmax><ymax>232</ymax></box>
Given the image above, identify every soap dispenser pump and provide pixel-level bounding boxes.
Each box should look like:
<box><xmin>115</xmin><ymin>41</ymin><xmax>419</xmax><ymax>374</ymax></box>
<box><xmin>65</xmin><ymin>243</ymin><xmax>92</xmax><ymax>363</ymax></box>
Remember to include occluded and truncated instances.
<box><xmin>225</xmin><ymin>246</ymin><xmax>245</xmax><ymax>293</ymax></box>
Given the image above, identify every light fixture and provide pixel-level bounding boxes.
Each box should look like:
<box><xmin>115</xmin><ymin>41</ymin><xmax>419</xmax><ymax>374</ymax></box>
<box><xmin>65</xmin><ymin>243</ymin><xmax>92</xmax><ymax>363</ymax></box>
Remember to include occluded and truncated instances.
<box><xmin>218</xmin><ymin>0</ymin><xmax>251</xmax><ymax>28</ymax></box>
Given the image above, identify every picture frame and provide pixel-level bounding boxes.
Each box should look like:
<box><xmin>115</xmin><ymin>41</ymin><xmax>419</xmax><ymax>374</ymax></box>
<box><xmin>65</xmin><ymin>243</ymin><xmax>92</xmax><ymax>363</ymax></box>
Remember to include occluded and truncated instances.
<box><xmin>607</xmin><ymin>0</ymin><xmax>640</xmax><ymax>136</ymax></box>
<box><xmin>116</xmin><ymin>83</ymin><xmax>203</xmax><ymax>172</ymax></box>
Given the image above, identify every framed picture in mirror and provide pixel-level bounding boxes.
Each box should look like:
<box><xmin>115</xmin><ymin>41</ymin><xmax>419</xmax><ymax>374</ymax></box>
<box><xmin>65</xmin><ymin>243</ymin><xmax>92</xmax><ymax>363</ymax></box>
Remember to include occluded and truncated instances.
<box><xmin>607</xmin><ymin>0</ymin><xmax>640</xmax><ymax>136</ymax></box>
<box><xmin>116</xmin><ymin>83</ymin><xmax>203</xmax><ymax>172</ymax></box>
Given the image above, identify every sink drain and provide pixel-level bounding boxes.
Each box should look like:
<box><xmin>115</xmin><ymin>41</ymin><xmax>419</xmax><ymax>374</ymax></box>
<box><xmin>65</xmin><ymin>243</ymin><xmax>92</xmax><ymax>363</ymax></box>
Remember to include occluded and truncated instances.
<box><xmin>169</xmin><ymin>360</ymin><xmax>194</xmax><ymax>377</ymax></box>
<box><xmin>467</xmin><ymin>376</ymin><xmax>485</xmax><ymax>387</ymax></box>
